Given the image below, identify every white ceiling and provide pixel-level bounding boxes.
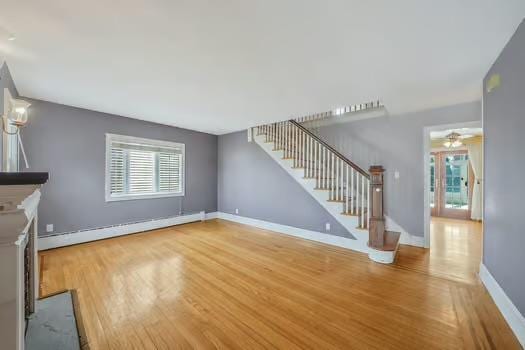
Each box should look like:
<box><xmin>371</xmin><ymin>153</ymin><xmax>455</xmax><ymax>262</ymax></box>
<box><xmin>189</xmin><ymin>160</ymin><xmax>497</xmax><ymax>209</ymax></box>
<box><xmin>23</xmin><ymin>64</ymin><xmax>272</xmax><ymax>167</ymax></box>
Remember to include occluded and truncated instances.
<box><xmin>1</xmin><ymin>1</ymin><xmax>524</xmax><ymax>135</ymax></box>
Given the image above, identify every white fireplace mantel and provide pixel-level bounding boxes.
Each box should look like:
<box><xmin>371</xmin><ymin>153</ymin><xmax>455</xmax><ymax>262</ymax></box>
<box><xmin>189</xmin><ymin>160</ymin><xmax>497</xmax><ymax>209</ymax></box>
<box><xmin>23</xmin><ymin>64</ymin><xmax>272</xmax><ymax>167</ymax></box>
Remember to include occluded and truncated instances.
<box><xmin>0</xmin><ymin>182</ymin><xmax>45</xmax><ymax>350</ymax></box>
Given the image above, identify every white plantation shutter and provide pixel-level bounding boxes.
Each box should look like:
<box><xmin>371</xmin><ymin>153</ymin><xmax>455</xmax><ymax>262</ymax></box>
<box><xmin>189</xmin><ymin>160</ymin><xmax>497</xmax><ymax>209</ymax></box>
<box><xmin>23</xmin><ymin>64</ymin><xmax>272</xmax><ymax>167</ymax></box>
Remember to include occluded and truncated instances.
<box><xmin>110</xmin><ymin>147</ymin><xmax>126</xmax><ymax>195</ymax></box>
<box><xmin>106</xmin><ymin>134</ymin><xmax>184</xmax><ymax>201</ymax></box>
<box><xmin>159</xmin><ymin>152</ymin><xmax>182</xmax><ymax>193</ymax></box>
<box><xmin>128</xmin><ymin>150</ymin><xmax>155</xmax><ymax>193</ymax></box>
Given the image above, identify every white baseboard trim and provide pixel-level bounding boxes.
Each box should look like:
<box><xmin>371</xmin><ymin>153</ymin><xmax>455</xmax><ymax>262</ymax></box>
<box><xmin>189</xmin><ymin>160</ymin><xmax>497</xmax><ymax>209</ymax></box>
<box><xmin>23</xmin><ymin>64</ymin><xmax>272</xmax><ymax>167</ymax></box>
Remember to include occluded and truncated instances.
<box><xmin>385</xmin><ymin>215</ymin><xmax>424</xmax><ymax>248</ymax></box>
<box><xmin>479</xmin><ymin>263</ymin><xmax>525</xmax><ymax>347</ymax></box>
<box><xmin>216</xmin><ymin>212</ymin><xmax>369</xmax><ymax>253</ymax></box>
<box><xmin>38</xmin><ymin>211</ymin><xmax>207</xmax><ymax>251</ymax></box>
<box><xmin>398</xmin><ymin>232</ymin><xmax>425</xmax><ymax>248</ymax></box>
<box><xmin>205</xmin><ymin>211</ymin><xmax>219</xmax><ymax>220</ymax></box>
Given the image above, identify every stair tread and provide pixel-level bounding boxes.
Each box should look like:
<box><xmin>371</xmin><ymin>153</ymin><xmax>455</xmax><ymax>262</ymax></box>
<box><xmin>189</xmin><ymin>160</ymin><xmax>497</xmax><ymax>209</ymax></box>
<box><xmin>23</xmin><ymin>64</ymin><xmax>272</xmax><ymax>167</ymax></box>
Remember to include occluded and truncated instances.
<box><xmin>340</xmin><ymin>209</ymin><xmax>368</xmax><ymax>216</ymax></box>
<box><xmin>303</xmin><ymin>177</ymin><xmax>332</xmax><ymax>179</ymax></box>
<box><xmin>327</xmin><ymin>198</ymin><xmax>348</xmax><ymax>203</ymax></box>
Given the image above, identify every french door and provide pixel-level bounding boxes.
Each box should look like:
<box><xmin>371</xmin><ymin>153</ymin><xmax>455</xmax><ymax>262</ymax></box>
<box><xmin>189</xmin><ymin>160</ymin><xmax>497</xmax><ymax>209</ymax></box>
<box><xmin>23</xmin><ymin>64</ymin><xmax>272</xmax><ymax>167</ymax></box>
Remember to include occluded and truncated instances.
<box><xmin>430</xmin><ymin>151</ymin><xmax>471</xmax><ymax>219</ymax></box>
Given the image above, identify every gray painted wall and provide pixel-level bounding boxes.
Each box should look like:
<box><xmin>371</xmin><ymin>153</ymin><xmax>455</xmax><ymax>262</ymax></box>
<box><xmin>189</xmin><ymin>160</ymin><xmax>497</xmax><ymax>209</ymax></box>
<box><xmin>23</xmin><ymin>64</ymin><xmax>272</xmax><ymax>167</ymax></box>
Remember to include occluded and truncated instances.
<box><xmin>21</xmin><ymin>99</ymin><xmax>218</xmax><ymax>235</ymax></box>
<box><xmin>0</xmin><ymin>62</ymin><xmax>20</xmax><ymax>170</ymax></box>
<box><xmin>311</xmin><ymin>101</ymin><xmax>481</xmax><ymax>237</ymax></box>
<box><xmin>483</xmin><ymin>19</ymin><xmax>525</xmax><ymax>315</ymax></box>
<box><xmin>218</xmin><ymin>131</ymin><xmax>351</xmax><ymax>237</ymax></box>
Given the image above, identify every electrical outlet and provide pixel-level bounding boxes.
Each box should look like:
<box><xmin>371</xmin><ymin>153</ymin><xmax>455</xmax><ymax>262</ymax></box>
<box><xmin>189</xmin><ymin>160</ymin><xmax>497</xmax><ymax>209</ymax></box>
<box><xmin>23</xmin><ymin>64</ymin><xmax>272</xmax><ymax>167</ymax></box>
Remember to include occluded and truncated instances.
<box><xmin>235</xmin><ymin>208</ymin><xmax>239</xmax><ymax>214</ymax></box>
<box><xmin>394</xmin><ymin>171</ymin><xmax>400</xmax><ymax>179</ymax></box>
<box><xmin>325</xmin><ymin>222</ymin><xmax>331</xmax><ymax>231</ymax></box>
<box><xmin>46</xmin><ymin>224</ymin><xmax>54</xmax><ymax>233</ymax></box>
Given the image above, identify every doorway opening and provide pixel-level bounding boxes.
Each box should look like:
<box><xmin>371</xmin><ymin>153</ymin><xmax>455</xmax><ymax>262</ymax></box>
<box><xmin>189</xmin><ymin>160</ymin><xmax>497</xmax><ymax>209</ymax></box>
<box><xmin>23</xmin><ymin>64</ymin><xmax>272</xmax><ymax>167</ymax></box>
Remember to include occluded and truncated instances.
<box><xmin>422</xmin><ymin>121</ymin><xmax>483</xmax><ymax>282</ymax></box>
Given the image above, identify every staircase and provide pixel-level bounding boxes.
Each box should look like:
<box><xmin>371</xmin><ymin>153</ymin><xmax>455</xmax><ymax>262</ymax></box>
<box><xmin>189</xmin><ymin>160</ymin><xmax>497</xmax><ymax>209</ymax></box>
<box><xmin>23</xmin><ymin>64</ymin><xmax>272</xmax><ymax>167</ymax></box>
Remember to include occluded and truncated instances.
<box><xmin>253</xmin><ymin>107</ymin><xmax>400</xmax><ymax>263</ymax></box>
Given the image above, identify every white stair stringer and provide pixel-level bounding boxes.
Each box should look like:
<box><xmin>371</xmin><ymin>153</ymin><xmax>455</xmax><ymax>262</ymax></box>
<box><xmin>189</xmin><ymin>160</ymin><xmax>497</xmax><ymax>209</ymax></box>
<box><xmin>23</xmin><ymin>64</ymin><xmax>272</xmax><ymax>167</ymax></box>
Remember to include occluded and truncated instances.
<box><xmin>254</xmin><ymin>133</ymin><xmax>370</xmax><ymax>254</ymax></box>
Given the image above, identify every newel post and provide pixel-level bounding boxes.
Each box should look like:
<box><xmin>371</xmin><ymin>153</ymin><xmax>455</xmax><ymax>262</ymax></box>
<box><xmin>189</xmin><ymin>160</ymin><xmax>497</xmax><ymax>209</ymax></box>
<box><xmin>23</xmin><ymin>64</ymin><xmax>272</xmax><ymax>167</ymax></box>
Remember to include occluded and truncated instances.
<box><xmin>369</xmin><ymin>166</ymin><xmax>386</xmax><ymax>249</ymax></box>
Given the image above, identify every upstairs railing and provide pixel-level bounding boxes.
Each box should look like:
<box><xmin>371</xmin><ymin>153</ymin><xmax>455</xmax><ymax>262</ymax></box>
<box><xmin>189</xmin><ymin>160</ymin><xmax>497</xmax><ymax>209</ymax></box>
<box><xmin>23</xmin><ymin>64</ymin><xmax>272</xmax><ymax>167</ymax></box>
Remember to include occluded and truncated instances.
<box><xmin>294</xmin><ymin>100</ymin><xmax>383</xmax><ymax>124</ymax></box>
<box><xmin>256</xmin><ymin>119</ymin><xmax>371</xmax><ymax>230</ymax></box>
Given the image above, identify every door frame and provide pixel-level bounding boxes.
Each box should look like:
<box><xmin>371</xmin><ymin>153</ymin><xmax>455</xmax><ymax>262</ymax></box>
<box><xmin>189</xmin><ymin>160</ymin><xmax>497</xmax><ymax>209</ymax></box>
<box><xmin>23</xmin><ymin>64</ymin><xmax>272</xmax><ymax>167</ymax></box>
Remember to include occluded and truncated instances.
<box><xmin>423</xmin><ymin>120</ymin><xmax>481</xmax><ymax>248</ymax></box>
<box><xmin>433</xmin><ymin>150</ymin><xmax>471</xmax><ymax>219</ymax></box>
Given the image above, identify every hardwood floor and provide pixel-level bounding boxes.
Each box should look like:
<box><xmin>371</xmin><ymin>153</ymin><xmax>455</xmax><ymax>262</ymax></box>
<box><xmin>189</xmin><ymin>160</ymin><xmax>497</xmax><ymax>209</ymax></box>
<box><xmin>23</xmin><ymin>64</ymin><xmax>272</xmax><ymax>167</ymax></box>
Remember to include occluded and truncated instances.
<box><xmin>39</xmin><ymin>219</ymin><xmax>520</xmax><ymax>349</ymax></box>
<box><xmin>397</xmin><ymin>217</ymin><xmax>483</xmax><ymax>284</ymax></box>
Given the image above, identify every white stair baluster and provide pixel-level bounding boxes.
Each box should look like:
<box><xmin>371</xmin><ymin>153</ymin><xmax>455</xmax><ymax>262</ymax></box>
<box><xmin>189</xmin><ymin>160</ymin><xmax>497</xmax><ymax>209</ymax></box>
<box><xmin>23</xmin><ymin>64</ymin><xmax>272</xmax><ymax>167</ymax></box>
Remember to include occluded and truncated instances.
<box><xmin>325</xmin><ymin>148</ymin><xmax>328</xmax><ymax>190</ymax></box>
<box><xmin>331</xmin><ymin>153</ymin><xmax>335</xmax><ymax>200</ymax></box>
<box><xmin>351</xmin><ymin>168</ymin><xmax>355</xmax><ymax>214</ymax></box>
<box><xmin>346</xmin><ymin>164</ymin><xmax>349</xmax><ymax>213</ymax></box>
<box><xmin>292</xmin><ymin>125</ymin><xmax>295</xmax><ymax>165</ymax></box>
<box><xmin>280</xmin><ymin>122</ymin><xmax>283</xmax><ymax>151</ymax></box>
<box><xmin>317</xmin><ymin>144</ymin><xmax>324</xmax><ymax>188</ymax></box>
<box><xmin>288</xmin><ymin>123</ymin><xmax>291</xmax><ymax>158</ymax></box>
<box><xmin>293</xmin><ymin>125</ymin><xmax>297</xmax><ymax>166</ymax></box>
<box><xmin>339</xmin><ymin>159</ymin><xmax>344</xmax><ymax>200</ymax></box>
<box><xmin>361</xmin><ymin>174</ymin><xmax>365</xmax><ymax>228</ymax></box>
<box><xmin>306</xmin><ymin>134</ymin><xmax>310</xmax><ymax>177</ymax></box>
<box><xmin>287</xmin><ymin>123</ymin><xmax>291</xmax><ymax>158</ymax></box>
<box><xmin>277</xmin><ymin>122</ymin><xmax>280</xmax><ymax>148</ymax></box>
<box><xmin>341</xmin><ymin>160</ymin><xmax>345</xmax><ymax>201</ymax></box>
<box><xmin>315</xmin><ymin>142</ymin><xmax>319</xmax><ymax>185</ymax></box>
<box><xmin>356</xmin><ymin>174</ymin><xmax>360</xmax><ymax>218</ymax></box>
<box><xmin>311</xmin><ymin>138</ymin><xmax>314</xmax><ymax>178</ymax></box>
<box><xmin>283</xmin><ymin>122</ymin><xmax>288</xmax><ymax>158</ymax></box>
<box><xmin>327</xmin><ymin>152</ymin><xmax>331</xmax><ymax>198</ymax></box>
<box><xmin>328</xmin><ymin>152</ymin><xmax>331</xmax><ymax>199</ymax></box>
<box><xmin>299</xmin><ymin>129</ymin><xmax>302</xmax><ymax>167</ymax></box>
<box><xmin>302</xmin><ymin>131</ymin><xmax>305</xmax><ymax>168</ymax></box>
<box><xmin>282</xmin><ymin>123</ymin><xmax>285</xmax><ymax>154</ymax></box>
<box><xmin>310</xmin><ymin>137</ymin><xmax>313</xmax><ymax>178</ymax></box>
<box><xmin>339</xmin><ymin>159</ymin><xmax>343</xmax><ymax>201</ymax></box>
<box><xmin>287</xmin><ymin>123</ymin><xmax>290</xmax><ymax>158</ymax></box>
<box><xmin>281</xmin><ymin>122</ymin><xmax>284</xmax><ymax>151</ymax></box>
<box><xmin>337</xmin><ymin>157</ymin><xmax>340</xmax><ymax>201</ymax></box>
<box><xmin>342</xmin><ymin>162</ymin><xmax>346</xmax><ymax>207</ymax></box>
<box><xmin>275</xmin><ymin>123</ymin><xmax>278</xmax><ymax>147</ymax></box>
<box><xmin>305</xmin><ymin>134</ymin><xmax>308</xmax><ymax>176</ymax></box>
<box><xmin>276</xmin><ymin>123</ymin><xmax>279</xmax><ymax>148</ymax></box>
<box><xmin>311</xmin><ymin>139</ymin><xmax>315</xmax><ymax>179</ymax></box>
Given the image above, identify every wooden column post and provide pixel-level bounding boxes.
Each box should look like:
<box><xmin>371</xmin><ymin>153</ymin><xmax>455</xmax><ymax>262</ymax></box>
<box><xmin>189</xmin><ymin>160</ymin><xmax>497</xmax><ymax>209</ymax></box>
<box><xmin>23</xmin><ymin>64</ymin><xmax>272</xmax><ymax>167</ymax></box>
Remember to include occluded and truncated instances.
<box><xmin>368</xmin><ymin>166</ymin><xmax>386</xmax><ymax>249</ymax></box>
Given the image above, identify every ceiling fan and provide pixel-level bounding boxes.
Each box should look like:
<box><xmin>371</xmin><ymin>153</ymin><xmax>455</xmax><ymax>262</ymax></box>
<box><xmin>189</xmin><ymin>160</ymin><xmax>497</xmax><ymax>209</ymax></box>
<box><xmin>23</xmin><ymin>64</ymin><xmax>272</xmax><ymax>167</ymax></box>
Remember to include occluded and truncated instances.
<box><xmin>443</xmin><ymin>132</ymin><xmax>474</xmax><ymax>148</ymax></box>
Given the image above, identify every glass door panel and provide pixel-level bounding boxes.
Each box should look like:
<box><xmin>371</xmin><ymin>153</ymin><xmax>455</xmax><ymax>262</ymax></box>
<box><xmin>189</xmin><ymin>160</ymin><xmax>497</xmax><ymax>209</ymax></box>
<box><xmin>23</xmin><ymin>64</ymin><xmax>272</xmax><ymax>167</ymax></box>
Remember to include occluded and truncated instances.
<box><xmin>430</xmin><ymin>151</ymin><xmax>470</xmax><ymax>219</ymax></box>
<box><xmin>444</xmin><ymin>154</ymin><xmax>469</xmax><ymax>210</ymax></box>
<box><xmin>430</xmin><ymin>154</ymin><xmax>437</xmax><ymax>216</ymax></box>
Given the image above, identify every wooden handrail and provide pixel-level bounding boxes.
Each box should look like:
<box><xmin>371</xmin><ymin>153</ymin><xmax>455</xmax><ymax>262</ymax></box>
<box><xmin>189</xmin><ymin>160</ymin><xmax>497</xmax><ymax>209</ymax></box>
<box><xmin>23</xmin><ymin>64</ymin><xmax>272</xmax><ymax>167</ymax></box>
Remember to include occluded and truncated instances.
<box><xmin>289</xmin><ymin>120</ymin><xmax>370</xmax><ymax>179</ymax></box>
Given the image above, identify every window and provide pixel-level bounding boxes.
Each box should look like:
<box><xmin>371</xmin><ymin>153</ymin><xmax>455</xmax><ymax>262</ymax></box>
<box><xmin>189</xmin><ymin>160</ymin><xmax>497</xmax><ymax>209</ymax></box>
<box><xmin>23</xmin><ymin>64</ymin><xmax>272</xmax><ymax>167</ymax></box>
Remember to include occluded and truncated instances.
<box><xmin>105</xmin><ymin>134</ymin><xmax>185</xmax><ymax>201</ymax></box>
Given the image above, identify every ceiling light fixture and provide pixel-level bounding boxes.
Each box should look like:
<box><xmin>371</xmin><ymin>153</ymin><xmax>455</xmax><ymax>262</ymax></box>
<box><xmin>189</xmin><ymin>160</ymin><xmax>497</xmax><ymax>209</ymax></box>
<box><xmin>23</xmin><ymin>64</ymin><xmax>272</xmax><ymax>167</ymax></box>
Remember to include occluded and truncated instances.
<box><xmin>443</xmin><ymin>132</ymin><xmax>463</xmax><ymax>148</ymax></box>
<box><xmin>7</xmin><ymin>35</ymin><xmax>16</xmax><ymax>41</ymax></box>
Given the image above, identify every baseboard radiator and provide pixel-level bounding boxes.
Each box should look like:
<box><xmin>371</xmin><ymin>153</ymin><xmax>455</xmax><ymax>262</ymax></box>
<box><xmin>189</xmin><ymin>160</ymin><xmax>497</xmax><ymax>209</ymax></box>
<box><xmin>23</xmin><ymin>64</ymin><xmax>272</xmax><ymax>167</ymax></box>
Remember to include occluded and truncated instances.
<box><xmin>38</xmin><ymin>211</ymin><xmax>206</xmax><ymax>250</ymax></box>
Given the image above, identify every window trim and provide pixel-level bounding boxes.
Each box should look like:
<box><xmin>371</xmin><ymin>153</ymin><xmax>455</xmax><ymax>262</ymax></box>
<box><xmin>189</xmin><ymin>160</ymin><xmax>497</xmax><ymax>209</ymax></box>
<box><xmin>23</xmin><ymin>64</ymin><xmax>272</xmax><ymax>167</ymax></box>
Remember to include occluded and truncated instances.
<box><xmin>105</xmin><ymin>133</ymin><xmax>185</xmax><ymax>202</ymax></box>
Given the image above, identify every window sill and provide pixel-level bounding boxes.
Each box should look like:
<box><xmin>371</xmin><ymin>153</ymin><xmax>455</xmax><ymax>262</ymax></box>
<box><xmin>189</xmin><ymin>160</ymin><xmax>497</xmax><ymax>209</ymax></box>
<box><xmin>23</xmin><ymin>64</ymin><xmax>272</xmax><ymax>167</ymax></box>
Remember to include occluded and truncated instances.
<box><xmin>105</xmin><ymin>192</ymin><xmax>185</xmax><ymax>202</ymax></box>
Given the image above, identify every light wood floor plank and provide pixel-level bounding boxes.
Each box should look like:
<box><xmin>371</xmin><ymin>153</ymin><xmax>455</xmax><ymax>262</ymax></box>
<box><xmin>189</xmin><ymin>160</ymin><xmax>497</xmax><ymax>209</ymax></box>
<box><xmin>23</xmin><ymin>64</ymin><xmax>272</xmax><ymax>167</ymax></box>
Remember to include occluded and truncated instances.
<box><xmin>39</xmin><ymin>218</ymin><xmax>521</xmax><ymax>349</ymax></box>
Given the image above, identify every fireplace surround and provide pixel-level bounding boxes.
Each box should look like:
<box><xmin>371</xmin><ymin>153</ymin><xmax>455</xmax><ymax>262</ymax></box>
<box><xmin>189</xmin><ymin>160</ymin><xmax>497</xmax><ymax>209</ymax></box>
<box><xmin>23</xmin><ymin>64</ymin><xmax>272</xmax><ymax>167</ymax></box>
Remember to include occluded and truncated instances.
<box><xmin>0</xmin><ymin>172</ymin><xmax>48</xmax><ymax>350</ymax></box>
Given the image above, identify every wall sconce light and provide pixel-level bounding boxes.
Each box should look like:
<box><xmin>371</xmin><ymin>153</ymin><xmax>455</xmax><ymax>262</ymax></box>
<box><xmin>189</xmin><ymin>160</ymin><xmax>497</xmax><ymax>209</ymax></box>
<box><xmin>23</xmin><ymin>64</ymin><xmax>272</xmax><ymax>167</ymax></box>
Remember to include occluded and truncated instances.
<box><xmin>2</xmin><ymin>93</ymin><xmax>31</xmax><ymax>134</ymax></box>
<box><xmin>2</xmin><ymin>88</ymin><xmax>31</xmax><ymax>169</ymax></box>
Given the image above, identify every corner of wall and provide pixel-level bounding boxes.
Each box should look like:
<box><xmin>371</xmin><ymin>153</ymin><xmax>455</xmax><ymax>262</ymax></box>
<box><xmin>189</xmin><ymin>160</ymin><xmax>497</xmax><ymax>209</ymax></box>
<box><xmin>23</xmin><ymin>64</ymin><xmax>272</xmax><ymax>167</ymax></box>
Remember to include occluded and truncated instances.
<box><xmin>385</xmin><ymin>215</ymin><xmax>425</xmax><ymax>248</ymax></box>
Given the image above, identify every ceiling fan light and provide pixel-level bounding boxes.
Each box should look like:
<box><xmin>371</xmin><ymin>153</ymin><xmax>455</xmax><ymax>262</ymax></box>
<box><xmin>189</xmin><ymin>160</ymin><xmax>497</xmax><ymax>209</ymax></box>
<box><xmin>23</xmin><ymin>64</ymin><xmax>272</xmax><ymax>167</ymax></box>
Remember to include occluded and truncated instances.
<box><xmin>443</xmin><ymin>141</ymin><xmax>451</xmax><ymax>148</ymax></box>
<box><xmin>452</xmin><ymin>140</ymin><xmax>463</xmax><ymax>148</ymax></box>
